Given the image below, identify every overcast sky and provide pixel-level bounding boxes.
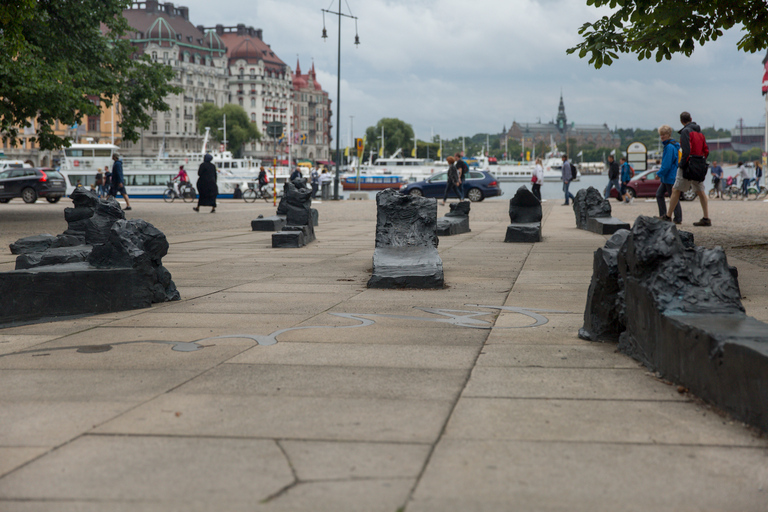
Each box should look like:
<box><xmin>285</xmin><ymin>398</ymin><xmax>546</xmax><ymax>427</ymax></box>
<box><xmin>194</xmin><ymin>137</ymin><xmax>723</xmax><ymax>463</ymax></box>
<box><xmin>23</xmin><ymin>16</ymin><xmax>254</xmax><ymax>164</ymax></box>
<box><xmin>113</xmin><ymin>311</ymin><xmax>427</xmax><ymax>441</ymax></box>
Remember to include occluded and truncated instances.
<box><xmin>176</xmin><ymin>0</ymin><xmax>767</xmax><ymax>143</ymax></box>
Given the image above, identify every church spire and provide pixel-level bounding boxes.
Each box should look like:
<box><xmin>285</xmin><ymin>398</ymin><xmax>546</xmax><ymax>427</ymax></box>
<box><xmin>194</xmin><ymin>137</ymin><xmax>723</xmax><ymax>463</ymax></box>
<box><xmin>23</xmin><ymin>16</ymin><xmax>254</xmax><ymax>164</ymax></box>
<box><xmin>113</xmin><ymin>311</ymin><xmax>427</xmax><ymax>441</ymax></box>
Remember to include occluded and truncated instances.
<box><xmin>556</xmin><ymin>92</ymin><xmax>567</xmax><ymax>133</ymax></box>
<box><xmin>295</xmin><ymin>58</ymin><xmax>301</xmax><ymax>76</ymax></box>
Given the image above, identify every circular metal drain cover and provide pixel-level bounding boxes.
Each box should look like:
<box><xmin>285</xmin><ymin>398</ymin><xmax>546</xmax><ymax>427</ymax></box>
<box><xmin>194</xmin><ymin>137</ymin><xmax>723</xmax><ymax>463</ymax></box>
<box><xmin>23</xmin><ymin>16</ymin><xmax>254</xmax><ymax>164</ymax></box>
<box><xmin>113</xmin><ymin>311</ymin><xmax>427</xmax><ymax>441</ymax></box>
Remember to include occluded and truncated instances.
<box><xmin>76</xmin><ymin>345</ymin><xmax>113</xmax><ymax>354</ymax></box>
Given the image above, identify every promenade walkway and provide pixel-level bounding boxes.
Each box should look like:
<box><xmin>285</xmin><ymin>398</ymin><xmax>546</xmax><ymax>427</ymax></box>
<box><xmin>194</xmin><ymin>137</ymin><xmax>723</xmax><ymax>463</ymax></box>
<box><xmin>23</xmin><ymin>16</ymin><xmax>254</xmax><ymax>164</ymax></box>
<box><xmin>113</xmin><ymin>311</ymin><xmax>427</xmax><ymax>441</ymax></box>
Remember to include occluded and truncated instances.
<box><xmin>0</xmin><ymin>198</ymin><xmax>766</xmax><ymax>511</ymax></box>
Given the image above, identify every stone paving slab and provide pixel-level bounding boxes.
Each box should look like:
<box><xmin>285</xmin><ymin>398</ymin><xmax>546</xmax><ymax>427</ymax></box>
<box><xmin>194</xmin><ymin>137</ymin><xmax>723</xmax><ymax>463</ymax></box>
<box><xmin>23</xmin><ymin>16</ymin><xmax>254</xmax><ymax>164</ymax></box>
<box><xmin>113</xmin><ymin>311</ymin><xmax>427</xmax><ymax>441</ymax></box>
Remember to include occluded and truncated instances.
<box><xmin>409</xmin><ymin>440</ymin><xmax>768</xmax><ymax>512</ymax></box>
<box><xmin>93</xmin><ymin>394</ymin><xmax>454</xmax><ymax>443</ymax></box>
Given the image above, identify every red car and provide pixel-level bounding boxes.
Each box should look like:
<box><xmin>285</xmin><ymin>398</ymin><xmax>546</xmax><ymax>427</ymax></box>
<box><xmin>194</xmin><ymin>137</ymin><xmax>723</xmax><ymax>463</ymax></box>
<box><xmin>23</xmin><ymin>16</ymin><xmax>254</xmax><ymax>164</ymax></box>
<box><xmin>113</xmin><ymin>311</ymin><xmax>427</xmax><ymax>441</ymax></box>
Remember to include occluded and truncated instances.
<box><xmin>609</xmin><ymin>169</ymin><xmax>696</xmax><ymax>201</ymax></box>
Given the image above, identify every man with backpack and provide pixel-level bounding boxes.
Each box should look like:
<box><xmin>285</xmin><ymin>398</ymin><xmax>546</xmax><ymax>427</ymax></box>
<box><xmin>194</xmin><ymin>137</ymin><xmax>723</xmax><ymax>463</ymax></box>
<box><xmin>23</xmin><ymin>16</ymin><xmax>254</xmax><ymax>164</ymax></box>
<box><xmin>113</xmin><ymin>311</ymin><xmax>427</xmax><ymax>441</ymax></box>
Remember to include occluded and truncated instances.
<box><xmin>655</xmin><ymin>125</ymin><xmax>682</xmax><ymax>224</ymax></box>
<box><xmin>663</xmin><ymin>111</ymin><xmax>711</xmax><ymax>226</ymax></box>
<box><xmin>619</xmin><ymin>157</ymin><xmax>634</xmax><ymax>203</ymax></box>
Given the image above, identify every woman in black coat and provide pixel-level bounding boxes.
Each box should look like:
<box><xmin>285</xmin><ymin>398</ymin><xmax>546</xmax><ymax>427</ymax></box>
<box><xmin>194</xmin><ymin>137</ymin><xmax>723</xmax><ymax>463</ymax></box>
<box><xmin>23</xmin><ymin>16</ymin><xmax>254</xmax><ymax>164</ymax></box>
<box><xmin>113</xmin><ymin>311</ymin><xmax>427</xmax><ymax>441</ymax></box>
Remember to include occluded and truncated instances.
<box><xmin>442</xmin><ymin>156</ymin><xmax>463</xmax><ymax>205</ymax></box>
<box><xmin>194</xmin><ymin>154</ymin><xmax>218</xmax><ymax>213</ymax></box>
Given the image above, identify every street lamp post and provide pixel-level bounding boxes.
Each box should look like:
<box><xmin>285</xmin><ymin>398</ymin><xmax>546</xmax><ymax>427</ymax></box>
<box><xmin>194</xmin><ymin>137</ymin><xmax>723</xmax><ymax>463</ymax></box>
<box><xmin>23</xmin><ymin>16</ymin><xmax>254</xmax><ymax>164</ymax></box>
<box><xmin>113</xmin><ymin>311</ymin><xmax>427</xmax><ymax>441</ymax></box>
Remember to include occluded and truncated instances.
<box><xmin>322</xmin><ymin>1</ymin><xmax>359</xmax><ymax>200</ymax></box>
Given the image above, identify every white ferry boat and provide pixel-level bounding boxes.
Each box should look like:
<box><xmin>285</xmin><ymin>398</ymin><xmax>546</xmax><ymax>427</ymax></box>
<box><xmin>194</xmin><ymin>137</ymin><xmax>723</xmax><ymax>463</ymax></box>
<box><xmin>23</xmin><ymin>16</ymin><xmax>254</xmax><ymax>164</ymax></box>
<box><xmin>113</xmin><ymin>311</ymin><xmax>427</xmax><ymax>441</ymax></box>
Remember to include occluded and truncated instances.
<box><xmin>59</xmin><ymin>142</ymin><xmax>288</xmax><ymax>198</ymax></box>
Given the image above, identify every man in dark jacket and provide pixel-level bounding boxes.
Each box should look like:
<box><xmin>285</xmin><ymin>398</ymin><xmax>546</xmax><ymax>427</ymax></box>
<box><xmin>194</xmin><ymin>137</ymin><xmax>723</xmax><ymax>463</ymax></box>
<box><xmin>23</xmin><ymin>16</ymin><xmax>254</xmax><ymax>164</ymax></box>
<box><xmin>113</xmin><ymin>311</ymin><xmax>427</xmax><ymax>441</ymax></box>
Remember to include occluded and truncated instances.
<box><xmin>663</xmin><ymin>111</ymin><xmax>711</xmax><ymax>226</ymax></box>
<box><xmin>603</xmin><ymin>155</ymin><xmax>621</xmax><ymax>199</ymax></box>
<box><xmin>454</xmin><ymin>152</ymin><xmax>470</xmax><ymax>196</ymax></box>
<box><xmin>108</xmin><ymin>153</ymin><xmax>131</xmax><ymax>210</ymax></box>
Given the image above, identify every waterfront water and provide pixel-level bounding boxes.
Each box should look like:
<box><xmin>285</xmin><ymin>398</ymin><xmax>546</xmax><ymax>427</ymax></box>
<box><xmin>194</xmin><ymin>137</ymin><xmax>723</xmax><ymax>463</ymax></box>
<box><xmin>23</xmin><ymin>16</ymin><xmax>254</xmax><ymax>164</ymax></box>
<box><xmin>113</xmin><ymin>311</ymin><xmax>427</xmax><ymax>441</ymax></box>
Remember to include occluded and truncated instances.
<box><xmin>340</xmin><ymin>174</ymin><xmax>610</xmax><ymax>202</ymax></box>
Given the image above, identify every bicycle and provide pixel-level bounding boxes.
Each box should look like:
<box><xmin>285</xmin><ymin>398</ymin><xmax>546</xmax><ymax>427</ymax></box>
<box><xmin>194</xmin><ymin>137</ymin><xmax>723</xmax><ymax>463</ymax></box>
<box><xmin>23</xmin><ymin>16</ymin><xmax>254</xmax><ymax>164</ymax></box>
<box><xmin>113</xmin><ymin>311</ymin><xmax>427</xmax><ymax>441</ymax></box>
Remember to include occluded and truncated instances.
<box><xmin>163</xmin><ymin>181</ymin><xmax>196</xmax><ymax>203</ymax></box>
<box><xmin>242</xmin><ymin>181</ymin><xmax>274</xmax><ymax>202</ymax></box>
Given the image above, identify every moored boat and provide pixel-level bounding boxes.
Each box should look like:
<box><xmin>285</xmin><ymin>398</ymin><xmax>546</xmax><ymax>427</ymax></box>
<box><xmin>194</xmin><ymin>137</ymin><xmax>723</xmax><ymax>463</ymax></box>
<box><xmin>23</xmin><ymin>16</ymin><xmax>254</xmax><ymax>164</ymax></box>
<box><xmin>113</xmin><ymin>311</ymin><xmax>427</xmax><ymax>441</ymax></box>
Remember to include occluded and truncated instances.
<box><xmin>341</xmin><ymin>175</ymin><xmax>406</xmax><ymax>191</ymax></box>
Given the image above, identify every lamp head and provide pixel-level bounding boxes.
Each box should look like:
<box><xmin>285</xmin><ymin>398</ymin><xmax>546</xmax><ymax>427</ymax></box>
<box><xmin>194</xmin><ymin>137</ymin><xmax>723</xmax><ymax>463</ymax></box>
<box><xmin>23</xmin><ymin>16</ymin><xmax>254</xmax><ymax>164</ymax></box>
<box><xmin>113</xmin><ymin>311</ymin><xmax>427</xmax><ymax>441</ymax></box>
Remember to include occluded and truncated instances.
<box><xmin>322</xmin><ymin>28</ymin><xmax>328</xmax><ymax>40</ymax></box>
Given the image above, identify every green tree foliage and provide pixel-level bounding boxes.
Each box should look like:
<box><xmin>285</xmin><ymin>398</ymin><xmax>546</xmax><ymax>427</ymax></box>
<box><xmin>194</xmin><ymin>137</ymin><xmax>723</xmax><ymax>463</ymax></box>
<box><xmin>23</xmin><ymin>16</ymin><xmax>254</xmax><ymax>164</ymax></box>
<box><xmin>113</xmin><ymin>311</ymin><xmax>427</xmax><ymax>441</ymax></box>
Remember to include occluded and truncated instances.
<box><xmin>364</xmin><ymin>118</ymin><xmax>415</xmax><ymax>157</ymax></box>
<box><xmin>568</xmin><ymin>0</ymin><xmax>768</xmax><ymax>68</ymax></box>
<box><xmin>0</xmin><ymin>0</ymin><xmax>182</xmax><ymax>150</ymax></box>
<box><xmin>196</xmin><ymin>103</ymin><xmax>261</xmax><ymax>158</ymax></box>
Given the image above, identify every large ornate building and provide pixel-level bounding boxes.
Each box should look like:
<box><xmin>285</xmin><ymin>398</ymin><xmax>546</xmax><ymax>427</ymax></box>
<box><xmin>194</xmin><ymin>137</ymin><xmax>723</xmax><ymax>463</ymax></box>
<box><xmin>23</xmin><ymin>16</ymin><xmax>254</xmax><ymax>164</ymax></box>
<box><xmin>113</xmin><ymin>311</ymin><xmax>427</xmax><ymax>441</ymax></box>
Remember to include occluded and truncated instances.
<box><xmin>291</xmin><ymin>60</ymin><xmax>332</xmax><ymax>162</ymax></box>
<box><xmin>209</xmin><ymin>24</ymin><xmax>292</xmax><ymax>158</ymax></box>
<box><xmin>504</xmin><ymin>95</ymin><xmax>621</xmax><ymax>152</ymax></box>
<box><xmin>121</xmin><ymin>1</ymin><xmax>229</xmax><ymax>157</ymax></box>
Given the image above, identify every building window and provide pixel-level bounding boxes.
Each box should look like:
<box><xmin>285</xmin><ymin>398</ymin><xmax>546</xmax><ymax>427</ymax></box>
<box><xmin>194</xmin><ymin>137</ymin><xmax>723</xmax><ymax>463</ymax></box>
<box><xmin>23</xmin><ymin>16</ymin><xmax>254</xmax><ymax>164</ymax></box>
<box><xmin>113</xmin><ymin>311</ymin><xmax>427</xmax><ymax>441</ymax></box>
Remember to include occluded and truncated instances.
<box><xmin>152</xmin><ymin>51</ymin><xmax>157</xmax><ymax>61</ymax></box>
<box><xmin>251</xmin><ymin>98</ymin><xmax>256</xmax><ymax>107</ymax></box>
<box><xmin>239</xmin><ymin>98</ymin><xmax>243</xmax><ymax>106</ymax></box>
<box><xmin>251</xmin><ymin>113</ymin><xmax>256</xmax><ymax>122</ymax></box>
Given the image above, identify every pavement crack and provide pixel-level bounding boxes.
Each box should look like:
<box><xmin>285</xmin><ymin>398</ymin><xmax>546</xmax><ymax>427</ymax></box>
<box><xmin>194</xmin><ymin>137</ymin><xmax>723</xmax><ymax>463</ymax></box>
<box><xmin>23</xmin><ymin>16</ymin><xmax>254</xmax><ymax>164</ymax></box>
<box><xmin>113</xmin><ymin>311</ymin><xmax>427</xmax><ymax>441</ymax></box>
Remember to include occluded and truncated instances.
<box><xmin>260</xmin><ymin>440</ymin><xmax>300</xmax><ymax>504</ymax></box>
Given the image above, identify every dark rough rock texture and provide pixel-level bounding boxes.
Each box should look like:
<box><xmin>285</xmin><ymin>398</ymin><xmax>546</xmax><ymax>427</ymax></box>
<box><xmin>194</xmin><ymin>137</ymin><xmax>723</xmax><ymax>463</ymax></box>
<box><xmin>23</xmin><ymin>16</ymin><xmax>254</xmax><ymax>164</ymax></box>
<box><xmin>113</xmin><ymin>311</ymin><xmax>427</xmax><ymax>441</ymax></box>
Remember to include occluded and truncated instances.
<box><xmin>581</xmin><ymin>215</ymin><xmax>768</xmax><ymax>431</ymax></box>
<box><xmin>504</xmin><ymin>223</ymin><xmax>542</xmax><ymax>243</ymax></box>
<box><xmin>436</xmin><ymin>201</ymin><xmax>471</xmax><ymax>236</ymax></box>
<box><xmin>586</xmin><ymin>216</ymin><xmax>631</xmax><ymax>235</ymax></box>
<box><xmin>504</xmin><ymin>187</ymin><xmax>542</xmax><ymax>243</ymax></box>
<box><xmin>16</xmin><ymin>246</ymin><xmax>93</xmax><ymax>270</ymax></box>
<box><xmin>578</xmin><ymin>229</ymin><xmax>630</xmax><ymax>342</ymax></box>
<box><xmin>374</xmin><ymin>189</ymin><xmax>439</xmax><ymax>249</ymax></box>
<box><xmin>368</xmin><ymin>189</ymin><xmax>443</xmax><ymax>288</ymax></box>
<box><xmin>508</xmin><ymin>186</ymin><xmax>542</xmax><ymax>224</ymax></box>
<box><xmin>1</xmin><ymin>188</ymin><xmax>178</xmax><ymax>325</ymax></box>
<box><xmin>573</xmin><ymin>187</ymin><xmax>611</xmax><ymax>230</ymax></box>
<box><xmin>252</xmin><ymin>215</ymin><xmax>287</xmax><ymax>231</ymax></box>
<box><xmin>678</xmin><ymin>230</ymin><xmax>695</xmax><ymax>248</ymax></box>
<box><xmin>271</xmin><ymin>180</ymin><xmax>315</xmax><ymax>248</ymax></box>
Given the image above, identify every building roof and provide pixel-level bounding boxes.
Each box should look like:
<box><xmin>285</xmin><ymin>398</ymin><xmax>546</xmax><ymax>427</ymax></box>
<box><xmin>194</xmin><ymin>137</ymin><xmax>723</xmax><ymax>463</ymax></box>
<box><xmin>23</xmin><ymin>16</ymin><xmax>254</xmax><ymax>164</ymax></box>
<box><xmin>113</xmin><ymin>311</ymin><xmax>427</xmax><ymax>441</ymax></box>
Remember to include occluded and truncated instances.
<box><xmin>123</xmin><ymin>2</ymin><xmax>220</xmax><ymax>53</ymax></box>
<box><xmin>211</xmin><ymin>25</ymin><xmax>287</xmax><ymax>73</ymax></box>
<box><xmin>293</xmin><ymin>60</ymin><xmax>324</xmax><ymax>92</ymax></box>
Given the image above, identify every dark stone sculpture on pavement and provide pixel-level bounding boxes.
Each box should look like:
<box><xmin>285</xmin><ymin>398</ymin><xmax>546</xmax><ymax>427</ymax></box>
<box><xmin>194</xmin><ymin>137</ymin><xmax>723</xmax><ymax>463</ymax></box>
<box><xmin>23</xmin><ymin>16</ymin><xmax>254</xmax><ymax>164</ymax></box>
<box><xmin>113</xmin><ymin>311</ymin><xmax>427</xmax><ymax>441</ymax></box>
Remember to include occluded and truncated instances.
<box><xmin>436</xmin><ymin>201</ymin><xmax>471</xmax><ymax>236</ymax></box>
<box><xmin>505</xmin><ymin>186</ymin><xmax>542</xmax><ymax>243</ymax></box>
<box><xmin>0</xmin><ymin>188</ymin><xmax>179</xmax><ymax>325</ymax></box>
<box><xmin>272</xmin><ymin>178</ymin><xmax>316</xmax><ymax>248</ymax></box>
<box><xmin>252</xmin><ymin>177</ymin><xmax>318</xmax><ymax>231</ymax></box>
<box><xmin>573</xmin><ymin>187</ymin><xmax>629</xmax><ymax>234</ymax></box>
<box><xmin>580</xmin><ymin>215</ymin><xmax>768</xmax><ymax>431</ymax></box>
<box><xmin>368</xmin><ymin>189</ymin><xmax>443</xmax><ymax>289</ymax></box>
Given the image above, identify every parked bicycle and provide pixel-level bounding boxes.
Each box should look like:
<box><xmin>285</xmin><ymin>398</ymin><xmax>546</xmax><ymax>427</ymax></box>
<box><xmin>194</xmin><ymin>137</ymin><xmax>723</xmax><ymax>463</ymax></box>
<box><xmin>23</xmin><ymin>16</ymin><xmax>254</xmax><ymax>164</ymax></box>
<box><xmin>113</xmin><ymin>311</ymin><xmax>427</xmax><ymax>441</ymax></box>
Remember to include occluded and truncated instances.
<box><xmin>722</xmin><ymin>178</ymin><xmax>768</xmax><ymax>201</ymax></box>
<box><xmin>163</xmin><ymin>181</ymin><xmax>196</xmax><ymax>203</ymax></box>
<box><xmin>242</xmin><ymin>181</ymin><xmax>274</xmax><ymax>202</ymax></box>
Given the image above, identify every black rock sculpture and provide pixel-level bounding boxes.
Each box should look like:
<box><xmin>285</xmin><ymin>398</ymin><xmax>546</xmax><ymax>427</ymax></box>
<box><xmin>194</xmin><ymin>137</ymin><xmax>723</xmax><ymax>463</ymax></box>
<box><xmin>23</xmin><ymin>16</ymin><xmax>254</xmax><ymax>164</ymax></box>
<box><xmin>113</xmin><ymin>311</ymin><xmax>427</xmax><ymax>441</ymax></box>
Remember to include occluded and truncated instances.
<box><xmin>573</xmin><ymin>187</ymin><xmax>611</xmax><ymax>229</ymax></box>
<box><xmin>573</xmin><ymin>187</ymin><xmax>630</xmax><ymax>234</ymax></box>
<box><xmin>505</xmin><ymin>186</ymin><xmax>542</xmax><ymax>243</ymax></box>
<box><xmin>436</xmin><ymin>201</ymin><xmax>471</xmax><ymax>236</ymax></box>
<box><xmin>271</xmin><ymin>179</ymin><xmax>315</xmax><ymax>248</ymax></box>
<box><xmin>1</xmin><ymin>188</ymin><xmax>179</xmax><ymax>325</ymax></box>
<box><xmin>368</xmin><ymin>189</ymin><xmax>443</xmax><ymax>288</ymax></box>
<box><xmin>580</xmin><ymin>215</ymin><xmax>768</xmax><ymax>431</ymax></box>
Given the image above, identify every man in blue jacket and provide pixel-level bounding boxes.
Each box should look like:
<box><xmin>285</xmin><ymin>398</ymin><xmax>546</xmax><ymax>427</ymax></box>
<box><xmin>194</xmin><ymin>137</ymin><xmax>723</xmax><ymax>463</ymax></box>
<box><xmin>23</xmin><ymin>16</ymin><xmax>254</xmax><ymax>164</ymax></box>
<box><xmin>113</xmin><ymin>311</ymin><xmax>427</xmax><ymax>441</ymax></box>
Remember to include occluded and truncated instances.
<box><xmin>655</xmin><ymin>125</ymin><xmax>681</xmax><ymax>224</ymax></box>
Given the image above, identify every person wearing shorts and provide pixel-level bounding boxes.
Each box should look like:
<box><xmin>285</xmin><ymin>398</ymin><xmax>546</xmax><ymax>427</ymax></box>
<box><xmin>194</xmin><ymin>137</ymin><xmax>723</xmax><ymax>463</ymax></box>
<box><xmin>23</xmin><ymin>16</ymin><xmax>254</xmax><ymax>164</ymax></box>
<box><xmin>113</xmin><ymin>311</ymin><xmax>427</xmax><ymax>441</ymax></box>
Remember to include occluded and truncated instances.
<box><xmin>663</xmin><ymin>112</ymin><xmax>710</xmax><ymax>226</ymax></box>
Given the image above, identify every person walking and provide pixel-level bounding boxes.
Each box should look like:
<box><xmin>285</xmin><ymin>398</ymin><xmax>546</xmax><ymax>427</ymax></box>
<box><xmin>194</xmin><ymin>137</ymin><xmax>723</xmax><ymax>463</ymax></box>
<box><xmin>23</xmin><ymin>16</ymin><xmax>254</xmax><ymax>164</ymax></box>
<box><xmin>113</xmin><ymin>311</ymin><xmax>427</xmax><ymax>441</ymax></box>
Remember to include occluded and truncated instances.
<box><xmin>531</xmin><ymin>157</ymin><xmax>544</xmax><ymax>201</ymax></box>
<box><xmin>737</xmin><ymin>162</ymin><xmax>750</xmax><ymax>199</ymax></box>
<box><xmin>454</xmin><ymin>152</ymin><xmax>470</xmax><ymax>196</ymax></box>
<box><xmin>710</xmin><ymin>160</ymin><xmax>724</xmax><ymax>198</ymax></box>
<box><xmin>655</xmin><ymin>125</ymin><xmax>682</xmax><ymax>224</ymax></box>
<box><xmin>619</xmin><ymin>157</ymin><xmax>634</xmax><ymax>203</ymax></box>
<box><xmin>663</xmin><ymin>111</ymin><xmax>711</xmax><ymax>226</ymax></box>
<box><xmin>310</xmin><ymin>166</ymin><xmax>320</xmax><ymax>199</ymax></box>
<box><xmin>561</xmin><ymin>154</ymin><xmax>575</xmax><ymax>205</ymax></box>
<box><xmin>93</xmin><ymin>167</ymin><xmax>104</xmax><ymax>195</ymax></box>
<box><xmin>193</xmin><ymin>154</ymin><xmax>217</xmax><ymax>213</ymax></box>
<box><xmin>442</xmin><ymin>156</ymin><xmax>463</xmax><ymax>205</ymax></box>
<box><xmin>103</xmin><ymin>166</ymin><xmax>111</xmax><ymax>198</ymax></box>
<box><xmin>755</xmin><ymin>160</ymin><xmax>763</xmax><ymax>188</ymax></box>
<box><xmin>603</xmin><ymin>155</ymin><xmax>621</xmax><ymax>199</ymax></box>
<box><xmin>108</xmin><ymin>153</ymin><xmax>131</xmax><ymax>210</ymax></box>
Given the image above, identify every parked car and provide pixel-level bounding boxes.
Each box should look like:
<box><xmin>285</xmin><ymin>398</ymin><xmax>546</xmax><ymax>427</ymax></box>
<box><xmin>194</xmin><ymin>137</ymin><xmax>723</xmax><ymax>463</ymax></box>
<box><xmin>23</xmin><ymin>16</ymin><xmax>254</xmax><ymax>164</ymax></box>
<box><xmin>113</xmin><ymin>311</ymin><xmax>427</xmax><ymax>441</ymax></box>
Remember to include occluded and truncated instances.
<box><xmin>609</xmin><ymin>169</ymin><xmax>696</xmax><ymax>201</ymax></box>
<box><xmin>401</xmin><ymin>169</ymin><xmax>503</xmax><ymax>202</ymax></box>
<box><xmin>0</xmin><ymin>167</ymin><xmax>67</xmax><ymax>203</ymax></box>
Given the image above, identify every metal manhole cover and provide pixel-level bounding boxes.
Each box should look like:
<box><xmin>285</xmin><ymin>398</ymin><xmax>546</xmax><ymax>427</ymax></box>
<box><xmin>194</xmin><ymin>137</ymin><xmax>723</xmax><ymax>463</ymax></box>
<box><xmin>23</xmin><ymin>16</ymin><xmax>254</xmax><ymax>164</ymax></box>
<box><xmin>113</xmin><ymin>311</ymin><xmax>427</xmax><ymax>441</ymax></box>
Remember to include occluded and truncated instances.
<box><xmin>76</xmin><ymin>345</ymin><xmax>113</xmax><ymax>354</ymax></box>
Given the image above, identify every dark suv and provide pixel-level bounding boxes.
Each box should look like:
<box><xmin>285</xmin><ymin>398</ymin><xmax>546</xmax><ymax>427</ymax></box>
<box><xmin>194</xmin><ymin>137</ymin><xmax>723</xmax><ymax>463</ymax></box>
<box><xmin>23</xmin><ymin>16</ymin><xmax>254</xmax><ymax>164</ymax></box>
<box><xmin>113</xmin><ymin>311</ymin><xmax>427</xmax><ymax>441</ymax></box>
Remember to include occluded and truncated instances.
<box><xmin>0</xmin><ymin>167</ymin><xmax>67</xmax><ymax>203</ymax></box>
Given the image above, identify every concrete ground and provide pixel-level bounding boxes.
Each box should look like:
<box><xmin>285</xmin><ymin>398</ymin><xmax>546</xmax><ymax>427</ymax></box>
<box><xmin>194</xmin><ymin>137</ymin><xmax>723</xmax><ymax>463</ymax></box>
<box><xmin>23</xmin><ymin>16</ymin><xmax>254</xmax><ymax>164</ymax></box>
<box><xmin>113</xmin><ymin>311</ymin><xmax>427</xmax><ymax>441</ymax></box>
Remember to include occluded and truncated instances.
<box><xmin>0</xmin><ymin>195</ymin><xmax>767</xmax><ymax>511</ymax></box>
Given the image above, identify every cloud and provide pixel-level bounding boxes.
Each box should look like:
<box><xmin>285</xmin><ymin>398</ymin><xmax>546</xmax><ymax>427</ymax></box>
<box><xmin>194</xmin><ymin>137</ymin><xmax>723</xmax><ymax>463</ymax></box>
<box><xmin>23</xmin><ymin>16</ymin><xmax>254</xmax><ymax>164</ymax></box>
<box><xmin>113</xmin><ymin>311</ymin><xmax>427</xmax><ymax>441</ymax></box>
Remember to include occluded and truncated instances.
<box><xmin>172</xmin><ymin>0</ymin><xmax>767</xmax><ymax>138</ymax></box>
